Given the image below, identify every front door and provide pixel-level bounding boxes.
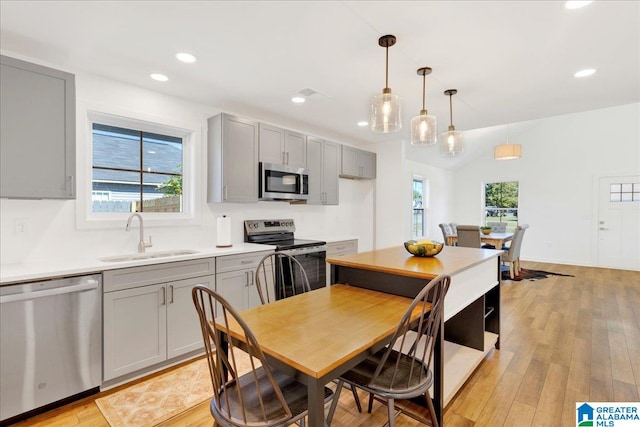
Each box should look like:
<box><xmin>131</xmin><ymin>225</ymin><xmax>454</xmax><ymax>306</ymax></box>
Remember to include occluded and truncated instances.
<box><xmin>597</xmin><ymin>175</ymin><xmax>640</xmax><ymax>270</ymax></box>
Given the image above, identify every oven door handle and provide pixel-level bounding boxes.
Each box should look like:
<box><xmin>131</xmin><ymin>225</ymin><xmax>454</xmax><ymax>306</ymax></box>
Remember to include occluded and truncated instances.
<box><xmin>279</xmin><ymin>245</ymin><xmax>327</xmax><ymax>256</ymax></box>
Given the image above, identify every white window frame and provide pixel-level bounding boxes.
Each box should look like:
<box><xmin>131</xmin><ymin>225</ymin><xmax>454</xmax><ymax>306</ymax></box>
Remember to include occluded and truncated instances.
<box><xmin>76</xmin><ymin>107</ymin><xmax>202</xmax><ymax>229</ymax></box>
<box><xmin>411</xmin><ymin>175</ymin><xmax>428</xmax><ymax>239</ymax></box>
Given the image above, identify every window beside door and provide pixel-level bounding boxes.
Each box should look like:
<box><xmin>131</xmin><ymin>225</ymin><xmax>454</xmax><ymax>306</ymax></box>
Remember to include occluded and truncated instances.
<box><xmin>484</xmin><ymin>181</ymin><xmax>518</xmax><ymax>232</ymax></box>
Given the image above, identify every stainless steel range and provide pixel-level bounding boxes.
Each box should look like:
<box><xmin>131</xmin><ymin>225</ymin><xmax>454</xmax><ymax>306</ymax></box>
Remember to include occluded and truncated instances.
<box><xmin>244</xmin><ymin>219</ymin><xmax>326</xmax><ymax>292</ymax></box>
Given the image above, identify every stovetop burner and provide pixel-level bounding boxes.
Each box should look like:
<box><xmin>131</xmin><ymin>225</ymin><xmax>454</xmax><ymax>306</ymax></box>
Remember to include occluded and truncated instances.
<box><xmin>244</xmin><ymin>219</ymin><xmax>325</xmax><ymax>250</ymax></box>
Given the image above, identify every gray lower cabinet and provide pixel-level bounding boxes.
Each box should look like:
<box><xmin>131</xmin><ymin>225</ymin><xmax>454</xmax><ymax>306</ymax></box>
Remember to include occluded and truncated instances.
<box><xmin>215</xmin><ymin>250</ymin><xmax>273</xmax><ymax>313</ymax></box>
<box><xmin>208</xmin><ymin>113</ymin><xmax>259</xmax><ymax>203</ymax></box>
<box><xmin>306</xmin><ymin>137</ymin><xmax>339</xmax><ymax>205</ymax></box>
<box><xmin>102</xmin><ymin>258</ymin><xmax>215</xmax><ymax>381</ymax></box>
<box><xmin>0</xmin><ymin>55</ymin><xmax>75</xmax><ymax>199</ymax></box>
<box><xmin>340</xmin><ymin>145</ymin><xmax>376</xmax><ymax>179</ymax></box>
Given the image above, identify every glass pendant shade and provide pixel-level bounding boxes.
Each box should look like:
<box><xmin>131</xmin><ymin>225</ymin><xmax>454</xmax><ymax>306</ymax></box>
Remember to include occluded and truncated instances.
<box><xmin>371</xmin><ymin>91</ymin><xmax>402</xmax><ymax>133</ymax></box>
<box><xmin>410</xmin><ymin>110</ymin><xmax>437</xmax><ymax>145</ymax></box>
<box><xmin>494</xmin><ymin>143</ymin><xmax>522</xmax><ymax>160</ymax></box>
<box><xmin>440</xmin><ymin>127</ymin><xmax>464</xmax><ymax>156</ymax></box>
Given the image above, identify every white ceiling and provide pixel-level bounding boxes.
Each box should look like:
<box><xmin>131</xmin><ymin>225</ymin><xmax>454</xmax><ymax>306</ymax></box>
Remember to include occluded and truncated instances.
<box><xmin>1</xmin><ymin>1</ymin><xmax>638</xmax><ymax>170</ymax></box>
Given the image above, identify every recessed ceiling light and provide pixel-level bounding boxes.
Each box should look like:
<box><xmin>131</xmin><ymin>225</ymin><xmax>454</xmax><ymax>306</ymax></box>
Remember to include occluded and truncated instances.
<box><xmin>150</xmin><ymin>73</ymin><xmax>169</xmax><ymax>82</ymax></box>
<box><xmin>291</xmin><ymin>96</ymin><xmax>306</xmax><ymax>103</ymax></box>
<box><xmin>176</xmin><ymin>52</ymin><xmax>197</xmax><ymax>63</ymax></box>
<box><xmin>574</xmin><ymin>68</ymin><xmax>596</xmax><ymax>78</ymax></box>
<box><xmin>357</xmin><ymin>121</ymin><xmax>369</xmax><ymax>127</ymax></box>
<box><xmin>565</xmin><ymin>1</ymin><xmax>594</xmax><ymax>9</ymax></box>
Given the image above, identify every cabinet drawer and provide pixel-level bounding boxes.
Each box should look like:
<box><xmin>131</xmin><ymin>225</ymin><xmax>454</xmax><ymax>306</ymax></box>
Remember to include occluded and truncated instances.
<box><xmin>104</xmin><ymin>258</ymin><xmax>216</xmax><ymax>293</ymax></box>
<box><xmin>327</xmin><ymin>240</ymin><xmax>358</xmax><ymax>257</ymax></box>
<box><xmin>216</xmin><ymin>250</ymin><xmax>273</xmax><ymax>274</ymax></box>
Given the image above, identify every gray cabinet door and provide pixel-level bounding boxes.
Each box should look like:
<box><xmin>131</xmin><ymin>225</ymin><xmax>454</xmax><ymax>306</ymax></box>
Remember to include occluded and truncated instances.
<box><xmin>259</xmin><ymin>123</ymin><xmax>285</xmax><ymax>165</ymax></box>
<box><xmin>284</xmin><ymin>129</ymin><xmax>306</xmax><ymax>168</ymax></box>
<box><xmin>322</xmin><ymin>141</ymin><xmax>340</xmax><ymax>204</ymax></box>
<box><xmin>103</xmin><ymin>283</ymin><xmax>167</xmax><ymax>380</ymax></box>
<box><xmin>305</xmin><ymin>136</ymin><xmax>323</xmax><ymax>204</ymax></box>
<box><xmin>208</xmin><ymin>113</ymin><xmax>259</xmax><ymax>203</ymax></box>
<box><xmin>359</xmin><ymin>150</ymin><xmax>377</xmax><ymax>179</ymax></box>
<box><xmin>0</xmin><ymin>55</ymin><xmax>75</xmax><ymax>199</ymax></box>
<box><xmin>166</xmin><ymin>275</ymin><xmax>214</xmax><ymax>359</ymax></box>
<box><xmin>340</xmin><ymin>145</ymin><xmax>376</xmax><ymax>179</ymax></box>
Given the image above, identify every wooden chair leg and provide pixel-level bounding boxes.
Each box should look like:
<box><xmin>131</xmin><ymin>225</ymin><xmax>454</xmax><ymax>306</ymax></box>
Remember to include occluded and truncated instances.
<box><xmin>509</xmin><ymin>262</ymin><xmax>515</xmax><ymax>279</ymax></box>
<box><xmin>349</xmin><ymin>384</ymin><xmax>362</xmax><ymax>412</ymax></box>
<box><xmin>387</xmin><ymin>398</ymin><xmax>396</xmax><ymax>427</ymax></box>
<box><xmin>326</xmin><ymin>380</ymin><xmax>344</xmax><ymax>425</ymax></box>
<box><xmin>424</xmin><ymin>393</ymin><xmax>439</xmax><ymax>427</ymax></box>
<box><xmin>367</xmin><ymin>392</ymin><xmax>374</xmax><ymax>413</ymax></box>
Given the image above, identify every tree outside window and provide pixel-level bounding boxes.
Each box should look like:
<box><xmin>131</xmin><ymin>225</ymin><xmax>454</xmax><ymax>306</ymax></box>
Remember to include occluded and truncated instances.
<box><xmin>484</xmin><ymin>181</ymin><xmax>518</xmax><ymax>232</ymax></box>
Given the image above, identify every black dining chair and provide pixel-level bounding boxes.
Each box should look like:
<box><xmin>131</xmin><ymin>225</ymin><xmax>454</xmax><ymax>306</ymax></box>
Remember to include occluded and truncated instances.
<box><xmin>192</xmin><ymin>285</ymin><xmax>335</xmax><ymax>427</ymax></box>
<box><xmin>326</xmin><ymin>274</ymin><xmax>451</xmax><ymax>427</ymax></box>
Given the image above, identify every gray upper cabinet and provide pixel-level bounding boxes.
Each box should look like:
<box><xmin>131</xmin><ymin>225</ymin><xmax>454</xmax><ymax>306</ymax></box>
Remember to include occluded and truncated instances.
<box><xmin>306</xmin><ymin>137</ymin><xmax>339</xmax><ymax>205</ymax></box>
<box><xmin>259</xmin><ymin>123</ymin><xmax>306</xmax><ymax>168</ymax></box>
<box><xmin>340</xmin><ymin>145</ymin><xmax>376</xmax><ymax>179</ymax></box>
<box><xmin>0</xmin><ymin>55</ymin><xmax>75</xmax><ymax>199</ymax></box>
<box><xmin>207</xmin><ymin>113</ymin><xmax>259</xmax><ymax>203</ymax></box>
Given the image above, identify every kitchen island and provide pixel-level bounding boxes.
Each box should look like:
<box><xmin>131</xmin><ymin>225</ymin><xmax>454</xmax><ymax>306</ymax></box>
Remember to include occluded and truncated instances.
<box><xmin>327</xmin><ymin>245</ymin><xmax>503</xmax><ymax>426</ymax></box>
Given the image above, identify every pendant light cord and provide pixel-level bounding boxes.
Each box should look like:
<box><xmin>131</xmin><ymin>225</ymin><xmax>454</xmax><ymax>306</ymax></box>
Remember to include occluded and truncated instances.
<box><xmin>449</xmin><ymin>94</ymin><xmax>454</xmax><ymax>127</ymax></box>
<box><xmin>385</xmin><ymin>46</ymin><xmax>389</xmax><ymax>89</ymax></box>
<box><xmin>422</xmin><ymin>73</ymin><xmax>426</xmax><ymax>111</ymax></box>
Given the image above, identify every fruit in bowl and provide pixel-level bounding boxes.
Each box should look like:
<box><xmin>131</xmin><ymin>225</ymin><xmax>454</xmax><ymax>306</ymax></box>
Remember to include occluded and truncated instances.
<box><xmin>404</xmin><ymin>239</ymin><xmax>444</xmax><ymax>257</ymax></box>
<box><xmin>480</xmin><ymin>226</ymin><xmax>492</xmax><ymax>235</ymax></box>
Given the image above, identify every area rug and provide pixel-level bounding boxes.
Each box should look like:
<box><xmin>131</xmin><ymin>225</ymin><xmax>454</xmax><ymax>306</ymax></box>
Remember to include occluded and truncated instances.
<box><xmin>502</xmin><ymin>268</ymin><xmax>574</xmax><ymax>282</ymax></box>
<box><xmin>96</xmin><ymin>350</ymin><xmax>254</xmax><ymax>426</ymax></box>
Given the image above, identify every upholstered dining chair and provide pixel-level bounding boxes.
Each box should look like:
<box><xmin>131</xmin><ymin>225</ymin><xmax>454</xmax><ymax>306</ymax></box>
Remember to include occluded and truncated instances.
<box><xmin>502</xmin><ymin>224</ymin><xmax>529</xmax><ymax>279</ymax></box>
<box><xmin>192</xmin><ymin>285</ymin><xmax>335</xmax><ymax>427</ymax></box>
<box><xmin>456</xmin><ymin>225</ymin><xmax>482</xmax><ymax>248</ymax></box>
<box><xmin>254</xmin><ymin>252</ymin><xmax>311</xmax><ymax>304</ymax></box>
<box><xmin>438</xmin><ymin>223</ymin><xmax>454</xmax><ymax>246</ymax></box>
<box><xmin>326</xmin><ymin>274</ymin><xmax>451</xmax><ymax>427</ymax></box>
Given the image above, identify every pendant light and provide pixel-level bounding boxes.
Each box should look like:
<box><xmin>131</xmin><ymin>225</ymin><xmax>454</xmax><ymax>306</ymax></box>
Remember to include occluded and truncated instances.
<box><xmin>371</xmin><ymin>35</ymin><xmax>401</xmax><ymax>133</ymax></box>
<box><xmin>440</xmin><ymin>89</ymin><xmax>464</xmax><ymax>156</ymax></box>
<box><xmin>494</xmin><ymin>125</ymin><xmax>522</xmax><ymax>160</ymax></box>
<box><xmin>410</xmin><ymin>67</ymin><xmax>437</xmax><ymax>145</ymax></box>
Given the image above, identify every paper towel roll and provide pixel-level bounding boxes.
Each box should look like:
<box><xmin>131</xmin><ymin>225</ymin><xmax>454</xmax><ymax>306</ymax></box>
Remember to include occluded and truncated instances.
<box><xmin>216</xmin><ymin>215</ymin><xmax>232</xmax><ymax>247</ymax></box>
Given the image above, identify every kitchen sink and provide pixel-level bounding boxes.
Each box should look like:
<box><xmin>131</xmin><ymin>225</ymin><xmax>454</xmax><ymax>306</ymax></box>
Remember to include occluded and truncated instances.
<box><xmin>100</xmin><ymin>250</ymin><xmax>199</xmax><ymax>263</ymax></box>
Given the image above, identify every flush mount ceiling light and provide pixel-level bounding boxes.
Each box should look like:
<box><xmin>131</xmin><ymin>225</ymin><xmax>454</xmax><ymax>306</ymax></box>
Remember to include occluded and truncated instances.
<box><xmin>291</xmin><ymin>96</ymin><xmax>306</xmax><ymax>103</ymax></box>
<box><xmin>494</xmin><ymin>125</ymin><xmax>522</xmax><ymax>160</ymax></box>
<box><xmin>565</xmin><ymin>1</ymin><xmax>594</xmax><ymax>9</ymax></box>
<box><xmin>371</xmin><ymin>35</ymin><xmax>401</xmax><ymax>133</ymax></box>
<box><xmin>150</xmin><ymin>73</ymin><xmax>168</xmax><ymax>82</ymax></box>
<box><xmin>574</xmin><ymin>68</ymin><xmax>596</xmax><ymax>78</ymax></box>
<box><xmin>357</xmin><ymin>121</ymin><xmax>369</xmax><ymax>127</ymax></box>
<box><xmin>410</xmin><ymin>67</ymin><xmax>437</xmax><ymax>146</ymax></box>
<box><xmin>440</xmin><ymin>89</ymin><xmax>464</xmax><ymax>156</ymax></box>
<box><xmin>176</xmin><ymin>52</ymin><xmax>197</xmax><ymax>63</ymax></box>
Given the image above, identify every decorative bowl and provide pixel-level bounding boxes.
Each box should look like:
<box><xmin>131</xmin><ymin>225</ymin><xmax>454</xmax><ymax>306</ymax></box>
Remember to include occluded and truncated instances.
<box><xmin>481</xmin><ymin>228</ymin><xmax>492</xmax><ymax>235</ymax></box>
<box><xmin>404</xmin><ymin>240</ymin><xmax>444</xmax><ymax>257</ymax></box>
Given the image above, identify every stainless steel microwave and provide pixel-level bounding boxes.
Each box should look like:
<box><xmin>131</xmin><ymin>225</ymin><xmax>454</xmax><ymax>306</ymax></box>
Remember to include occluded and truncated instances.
<box><xmin>259</xmin><ymin>162</ymin><xmax>309</xmax><ymax>201</ymax></box>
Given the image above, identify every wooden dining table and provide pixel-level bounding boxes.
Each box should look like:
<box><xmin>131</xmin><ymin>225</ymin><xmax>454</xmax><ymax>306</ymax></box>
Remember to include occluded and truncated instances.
<box><xmin>449</xmin><ymin>231</ymin><xmax>513</xmax><ymax>249</ymax></box>
<box><xmin>214</xmin><ymin>284</ymin><xmax>429</xmax><ymax>427</ymax></box>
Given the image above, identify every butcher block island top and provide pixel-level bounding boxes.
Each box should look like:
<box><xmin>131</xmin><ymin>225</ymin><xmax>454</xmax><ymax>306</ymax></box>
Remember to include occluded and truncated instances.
<box><xmin>326</xmin><ymin>245</ymin><xmax>503</xmax><ymax>280</ymax></box>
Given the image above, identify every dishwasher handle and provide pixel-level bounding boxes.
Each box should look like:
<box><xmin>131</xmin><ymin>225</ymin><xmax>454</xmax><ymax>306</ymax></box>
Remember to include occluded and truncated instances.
<box><xmin>0</xmin><ymin>280</ymin><xmax>100</xmax><ymax>304</ymax></box>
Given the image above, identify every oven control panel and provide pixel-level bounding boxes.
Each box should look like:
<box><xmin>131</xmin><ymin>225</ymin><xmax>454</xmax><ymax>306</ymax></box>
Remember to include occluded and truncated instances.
<box><xmin>245</xmin><ymin>219</ymin><xmax>295</xmax><ymax>234</ymax></box>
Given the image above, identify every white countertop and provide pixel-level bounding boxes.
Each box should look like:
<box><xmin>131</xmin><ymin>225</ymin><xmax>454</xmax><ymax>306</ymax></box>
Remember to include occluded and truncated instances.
<box><xmin>301</xmin><ymin>235</ymin><xmax>359</xmax><ymax>244</ymax></box>
<box><xmin>0</xmin><ymin>243</ymin><xmax>275</xmax><ymax>285</ymax></box>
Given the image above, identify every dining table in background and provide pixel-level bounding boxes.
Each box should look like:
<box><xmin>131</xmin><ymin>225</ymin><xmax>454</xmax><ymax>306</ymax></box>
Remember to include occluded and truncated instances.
<box><xmin>449</xmin><ymin>231</ymin><xmax>514</xmax><ymax>249</ymax></box>
<box><xmin>214</xmin><ymin>284</ymin><xmax>429</xmax><ymax>427</ymax></box>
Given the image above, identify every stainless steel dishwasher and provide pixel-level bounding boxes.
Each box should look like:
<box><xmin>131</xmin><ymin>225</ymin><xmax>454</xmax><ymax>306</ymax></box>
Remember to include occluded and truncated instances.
<box><xmin>0</xmin><ymin>274</ymin><xmax>102</xmax><ymax>423</ymax></box>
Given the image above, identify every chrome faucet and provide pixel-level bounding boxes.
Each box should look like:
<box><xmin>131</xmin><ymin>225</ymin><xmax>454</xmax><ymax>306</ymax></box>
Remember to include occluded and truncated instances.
<box><xmin>125</xmin><ymin>213</ymin><xmax>153</xmax><ymax>253</ymax></box>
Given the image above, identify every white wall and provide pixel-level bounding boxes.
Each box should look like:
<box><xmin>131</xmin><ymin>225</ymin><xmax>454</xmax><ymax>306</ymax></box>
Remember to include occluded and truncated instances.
<box><xmin>451</xmin><ymin>103</ymin><xmax>640</xmax><ymax>266</ymax></box>
<box><xmin>372</xmin><ymin>140</ymin><xmax>454</xmax><ymax>249</ymax></box>
<box><xmin>0</xmin><ymin>70</ymin><xmax>375</xmax><ymax>264</ymax></box>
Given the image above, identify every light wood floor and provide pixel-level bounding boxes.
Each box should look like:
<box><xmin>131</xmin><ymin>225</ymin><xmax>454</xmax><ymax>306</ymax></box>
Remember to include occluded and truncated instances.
<box><xmin>11</xmin><ymin>262</ymin><xmax>640</xmax><ymax>427</ymax></box>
